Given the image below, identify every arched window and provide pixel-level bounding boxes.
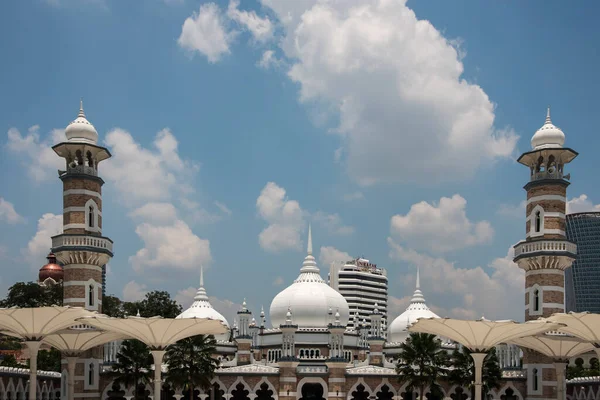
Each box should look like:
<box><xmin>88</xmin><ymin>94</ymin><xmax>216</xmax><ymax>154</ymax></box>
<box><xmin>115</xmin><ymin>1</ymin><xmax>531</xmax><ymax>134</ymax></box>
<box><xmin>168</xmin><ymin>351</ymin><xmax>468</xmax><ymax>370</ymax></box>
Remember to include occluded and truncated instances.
<box><xmin>88</xmin><ymin>363</ymin><xmax>94</xmax><ymax>386</ymax></box>
<box><xmin>88</xmin><ymin>285</ymin><xmax>94</xmax><ymax>307</ymax></box>
<box><xmin>76</xmin><ymin>150</ymin><xmax>83</xmax><ymax>166</ymax></box>
<box><xmin>534</xmin><ymin>289</ymin><xmax>540</xmax><ymax>311</ymax></box>
<box><xmin>532</xmin><ymin>368</ymin><xmax>539</xmax><ymax>391</ymax></box>
<box><xmin>86</xmin><ymin>151</ymin><xmax>93</xmax><ymax>168</ymax></box>
<box><xmin>535</xmin><ymin>211</ymin><xmax>541</xmax><ymax>233</ymax></box>
<box><xmin>88</xmin><ymin>205</ymin><xmax>94</xmax><ymax>228</ymax></box>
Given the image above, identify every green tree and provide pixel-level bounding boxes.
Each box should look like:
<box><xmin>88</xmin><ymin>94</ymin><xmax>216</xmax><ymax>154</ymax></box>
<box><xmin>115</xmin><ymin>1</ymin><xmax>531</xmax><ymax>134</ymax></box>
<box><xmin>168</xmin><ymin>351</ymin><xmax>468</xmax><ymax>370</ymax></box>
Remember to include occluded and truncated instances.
<box><xmin>165</xmin><ymin>335</ymin><xmax>219</xmax><ymax>400</ymax></box>
<box><xmin>0</xmin><ymin>354</ymin><xmax>26</xmax><ymax>368</ymax></box>
<box><xmin>397</xmin><ymin>333</ymin><xmax>448</xmax><ymax>400</ymax></box>
<box><xmin>112</xmin><ymin>340</ymin><xmax>153</xmax><ymax>400</ymax></box>
<box><xmin>448</xmin><ymin>347</ymin><xmax>502</xmax><ymax>399</ymax></box>
<box><xmin>29</xmin><ymin>349</ymin><xmax>61</xmax><ymax>372</ymax></box>
<box><xmin>103</xmin><ymin>295</ymin><xmax>126</xmax><ymax>318</ymax></box>
<box><xmin>122</xmin><ymin>291</ymin><xmax>182</xmax><ymax>318</ymax></box>
<box><xmin>0</xmin><ymin>282</ymin><xmax>63</xmax><ymax>307</ymax></box>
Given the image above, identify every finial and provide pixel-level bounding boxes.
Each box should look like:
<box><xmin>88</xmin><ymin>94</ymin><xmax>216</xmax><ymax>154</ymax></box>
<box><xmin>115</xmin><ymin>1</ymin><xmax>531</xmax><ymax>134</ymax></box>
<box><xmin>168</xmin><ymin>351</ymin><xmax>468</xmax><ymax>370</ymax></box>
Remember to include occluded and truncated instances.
<box><xmin>136</xmin><ymin>309</ymin><xmax>141</xmax><ymax>317</ymax></box>
<box><xmin>200</xmin><ymin>265</ymin><xmax>204</xmax><ymax>287</ymax></box>
<box><xmin>78</xmin><ymin>98</ymin><xmax>85</xmax><ymax>118</ymax></box>
<box><xmin>416</xmin><ymin>266</ymin><xmax>420</xmax><ymax>289</ymax></box>
<box><xmin>307</xmin><ymin>224</ymin><xmax>313</xmax><ymax>255</ymax></box>
<box><xmin>260</xmin><ymin>306</ymin><xmax>265</xmax><ymax>317</ymax></box>
<box><xmin>545</xmin><ymin>106</ymin><xmax>552</xmax><ymax>124</ymax></box>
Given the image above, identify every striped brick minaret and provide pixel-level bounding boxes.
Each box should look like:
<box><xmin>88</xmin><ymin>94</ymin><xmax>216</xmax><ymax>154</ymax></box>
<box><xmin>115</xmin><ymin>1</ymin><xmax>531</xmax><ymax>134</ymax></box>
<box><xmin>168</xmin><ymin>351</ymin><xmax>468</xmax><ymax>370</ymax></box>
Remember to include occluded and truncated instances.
<box><xmin>513</xmin><ymin>108</ymin><xmax>577</xmax><ymax>400</ymax></box>
<box><xmin>51</xmin><ymin>101</ymin><xmax>113</xmax><ymax>400</ymax></box>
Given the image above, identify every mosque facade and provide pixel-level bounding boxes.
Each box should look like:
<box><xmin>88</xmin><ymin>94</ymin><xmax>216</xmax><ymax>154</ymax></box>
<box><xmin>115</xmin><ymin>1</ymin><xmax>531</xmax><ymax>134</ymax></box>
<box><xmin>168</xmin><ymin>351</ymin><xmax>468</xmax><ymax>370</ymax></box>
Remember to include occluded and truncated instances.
<box><xmin>28</xmin><ymin>105</ymin><xmax>595</xmax><ymax>400</ymax></box>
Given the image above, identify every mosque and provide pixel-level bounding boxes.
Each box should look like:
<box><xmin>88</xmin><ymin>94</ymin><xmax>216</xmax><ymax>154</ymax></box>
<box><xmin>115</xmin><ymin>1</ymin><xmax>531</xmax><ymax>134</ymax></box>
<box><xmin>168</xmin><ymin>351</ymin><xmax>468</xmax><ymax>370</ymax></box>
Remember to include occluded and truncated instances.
<box><xmin>18</xmin><ymin>104</ymin><xmax>597</xmax><ymax>400</ymax></box>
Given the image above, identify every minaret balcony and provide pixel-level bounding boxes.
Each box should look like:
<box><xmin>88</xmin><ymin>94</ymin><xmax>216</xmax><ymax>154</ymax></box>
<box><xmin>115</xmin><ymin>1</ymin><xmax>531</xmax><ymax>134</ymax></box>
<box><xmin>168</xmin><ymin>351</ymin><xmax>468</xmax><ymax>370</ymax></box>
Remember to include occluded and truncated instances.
<box><xmin>65</xmin><ymin>164</ymin><xmax>97</xmax><ymax>177</ymax></box>
<box><xmin>513</xmin><ymin>239</ymin><xmax>576</xmax><ymax>270</ymax></box>
<box><xmin>52</xmin><ymin>233</ymin><xmax>113</xmax><ymax>256</ymax></box>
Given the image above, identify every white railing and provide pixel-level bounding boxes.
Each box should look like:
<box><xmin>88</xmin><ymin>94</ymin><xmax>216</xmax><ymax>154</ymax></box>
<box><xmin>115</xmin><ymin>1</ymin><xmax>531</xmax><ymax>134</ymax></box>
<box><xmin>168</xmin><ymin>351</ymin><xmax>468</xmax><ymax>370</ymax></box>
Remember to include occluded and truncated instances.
<box><xmin>0</xmin><ymin>366</ymin><xmax>61</xmax><ymax>378</ymax></box>
<box><xmin>502</xmin><ymin>370</ymin><xmax>526</xmax><ymax>378</ymax></box>
<box><xmin>296</xmin><ymin>365</ymin><xmax>328</xmax><ymax>374</ymax></box>
<box><xmin>514</xmin><ymin>240</ymin><xmax>576</xmax><ymax>257</ymax></box>
<box><xmin>67</xmin><ymin>165</ymin><xmax>97</xmax><ymax>176</ymax></box>
<box><xmin>52</xmin><ymin>234</ymin><xmax>113</xmax><ymax>253</ymax></box>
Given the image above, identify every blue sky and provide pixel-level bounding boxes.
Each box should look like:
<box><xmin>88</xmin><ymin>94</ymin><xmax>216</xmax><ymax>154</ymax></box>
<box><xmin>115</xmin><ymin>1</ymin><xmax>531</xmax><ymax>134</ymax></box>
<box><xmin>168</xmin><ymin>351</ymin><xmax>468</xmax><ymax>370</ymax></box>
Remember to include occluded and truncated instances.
<box><xmin>1</xmin><ymin>0</ymin><xmax>599</xmax><ymax>325</ymax></box>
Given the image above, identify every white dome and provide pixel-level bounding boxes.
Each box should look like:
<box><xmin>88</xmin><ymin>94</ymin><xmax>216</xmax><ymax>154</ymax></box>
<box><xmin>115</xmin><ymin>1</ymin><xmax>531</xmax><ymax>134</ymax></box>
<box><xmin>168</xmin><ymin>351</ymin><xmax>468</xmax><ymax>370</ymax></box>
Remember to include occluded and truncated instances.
<box><xmin>270</xmin><ymin>227</ymin><xmax>349</xmax><ymax>328</ymax></box>
<box><xmin>531</xmin><ymin>108</ymin><xmax>565</xmax><ymax>150</ymax></box>
<box><xmin>388</xmin><ymin>268</ymin><xmax>439</xmax><ymax>343</ymax></box>
<box><xmin>65</xmin><ymin>100</ymin><xmax>98</xmax><ymax>144</ymax></box>
<box><xmin>177</xmin><ymin>267</ymin><xmax>230</xmax><ymax>341</ymax></box>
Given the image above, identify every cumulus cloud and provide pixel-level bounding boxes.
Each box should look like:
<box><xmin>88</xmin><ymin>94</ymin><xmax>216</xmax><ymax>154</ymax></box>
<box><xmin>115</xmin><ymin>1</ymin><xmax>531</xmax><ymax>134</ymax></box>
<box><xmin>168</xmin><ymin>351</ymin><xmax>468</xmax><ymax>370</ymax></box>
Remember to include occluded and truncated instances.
<box><xmin>178</xmin><ymin>3</ymin><xmax>233</xmax><ymax>63</ymax></box>
<box><xmin>390</xmin><ymin>194</ymin><xmax>493</xmax><ymax>253</ymax></box>
<box><xmin>129</xmin><ymin>203</ymin><xmax>179</xmax><ymax>224</ymax></box>
<box><xmin>5</xmin><ymin>126</ymin><xmax>65</xmax><ymax>182</ymax></box>
<box><xmin>227</xmin><ymin>0</ymin><xmax>274</xmax><ymax>43</ymax></box>
<box><xmin>567</xmin><ymin>194</ymin><xmax>600</xmax><ymax>214</ymax></box>
<box><xmin>257</xmin><ymin>0</ymin><xmax>517</xmax><ymax>185</ymax></box>
<box><xmin>122</xmin><ymin>280</ymin><xmax>148</xmax><ymax>302</ymax></box>
<box><xmin>0</xmin><ymin>198</ymin><xmax>24</xmax><ymax>224</ymax></box>
<box><xmin>257</xmin><ymin>50</ymin><xmax>283</xmax><ymax>69</ymax></box>
<box><xmin>24</xmin><ymin>213</ymin><xmax>63</xmax><ymax>271</ymax></box>
<box><xmin>388</xmin><ymin>239</ymin><xmax>524</xmax><ymax>320</ymax></box>
<box><xmin>175</xmin><ymin>286</ymin><xmax>197</xmax><ymax>309</ymax></box>
<box><xmin>313</xmin><ymin>211</ymin><xmax>354</xmax><ymax>235</ymax></box>
<box><xmin>256</xmin><ymin>182</ymin><xmax>305</xmax><ymax>252</ymax></box>
<box><xmin>342</xmin><ymin>191</ymin><xmax>364</xmax><ymax>202</ymax></box>
<box><xmin>497</xmin><ymin>200</ymin><xmax>526</xmax><ymax>218</ymax></box>
<box><xmin>318</xmin><ymin>246</ymin><xmax>351</xmax><ymax>267</ymax></box>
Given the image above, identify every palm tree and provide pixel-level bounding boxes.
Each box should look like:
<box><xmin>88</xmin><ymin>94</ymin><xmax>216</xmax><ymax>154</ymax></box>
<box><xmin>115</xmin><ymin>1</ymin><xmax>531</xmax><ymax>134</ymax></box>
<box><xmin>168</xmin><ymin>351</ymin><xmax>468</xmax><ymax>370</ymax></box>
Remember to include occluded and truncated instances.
<box><xmin>165</xmin><ymin>334</ymin><xmax>220</xmax><ymax>400</ymax></box>
<box><xmin>448</xmin><ymin>346</ymin><xmax>501</xmax><ymax>399</ymax></box>
<box><xmin>111</xmin><ymin>339</ymin><xmax>153</xmax><ymax>400</ymax></box>
<box><xmin>397</xmin><ymin>333</ymin><xmax>448</xmax><ymax>400</ymax></box>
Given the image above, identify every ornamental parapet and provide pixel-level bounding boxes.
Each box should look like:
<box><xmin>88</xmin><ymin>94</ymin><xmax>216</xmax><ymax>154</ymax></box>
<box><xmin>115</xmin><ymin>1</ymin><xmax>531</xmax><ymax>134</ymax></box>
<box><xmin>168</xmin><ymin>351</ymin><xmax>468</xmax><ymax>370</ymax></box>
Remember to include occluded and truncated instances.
<box><xmin>297</xmin><ymin>365</ymin><xmax>328</xmax><ymax>375</ymax></box>
<box><xmin>52</xmin><ymin>233</ymin><xmax>113</xmax><ymax>254</ymax></box>
<box><xmin>513</xmin><ymin>239</ymin><xmax>576</xmax><ymax>262</ymax></box>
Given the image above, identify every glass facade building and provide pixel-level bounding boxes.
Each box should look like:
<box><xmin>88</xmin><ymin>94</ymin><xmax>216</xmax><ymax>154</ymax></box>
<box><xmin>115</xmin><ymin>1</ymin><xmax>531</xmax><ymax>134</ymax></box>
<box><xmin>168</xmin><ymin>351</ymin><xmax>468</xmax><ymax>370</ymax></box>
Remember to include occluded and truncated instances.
<box><xmin>565</xmin><ymin>212</ymin><xmax>600</xmax><ymax>312</ymax></box>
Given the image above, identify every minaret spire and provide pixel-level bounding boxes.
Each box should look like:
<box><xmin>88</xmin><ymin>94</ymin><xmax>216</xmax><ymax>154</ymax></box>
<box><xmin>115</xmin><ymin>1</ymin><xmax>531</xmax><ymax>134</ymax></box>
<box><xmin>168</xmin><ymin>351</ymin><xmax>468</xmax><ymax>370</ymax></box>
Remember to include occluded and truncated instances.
<box><xmin>416</xmin><ymin>266</ymin><xmax>420</xmax><ymax>289</ymax></box>
<box><xmin>545</xmin><ymin>106</ymin><xmax>551</xmax><ymax>124</ymax></box>
<box><xmin>78</xmin><ymin>98</ymin><xmax>85</xmax><ymax>118</ymax></box>
<box><xmin>200</xmin><ymin>264</ymin><xmax>204</xmax><ymax>287</ymax></box>
<box><xmin>307</xmin><ymin>224</ymin><xmax>313</xmax><ymax>255</ymax></box>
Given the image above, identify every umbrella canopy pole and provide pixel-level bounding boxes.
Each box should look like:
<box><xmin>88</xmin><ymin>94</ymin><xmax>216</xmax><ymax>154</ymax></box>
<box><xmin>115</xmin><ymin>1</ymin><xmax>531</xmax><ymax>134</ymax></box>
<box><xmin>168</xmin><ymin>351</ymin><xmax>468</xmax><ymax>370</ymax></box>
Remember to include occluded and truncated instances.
<box><xmin>66</xmin><ymin>357</ymin><xmax>78</xmax><ymax>400</ymax></box>
<box><xmin>151</xmin><ymin>350</ymin><xmax>166</xmax><ymax>400</ymax></box>
<box><xmin>554</xmin><ymin>361</ymin><xmax>567</xmax><ymax>400</ymax></box>
<box><xmin>25</xmin><ymin>341</ymin><xmax>42</xmax><ymax>400</ymax></box>
<box><xmin>471</xmin><ymin>353</ymin><xmax>486</xmax><ymax>400</ymax></box>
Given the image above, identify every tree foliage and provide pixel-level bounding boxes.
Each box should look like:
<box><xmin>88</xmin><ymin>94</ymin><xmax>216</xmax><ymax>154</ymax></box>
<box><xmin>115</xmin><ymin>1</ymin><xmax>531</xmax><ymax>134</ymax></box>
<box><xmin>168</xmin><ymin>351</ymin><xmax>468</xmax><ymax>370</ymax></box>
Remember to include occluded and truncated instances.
<box><xmin>127</xmin><ymin>291</ymin><xmax>182</xmax><ymax>318</ymax></box>
<box><xmin>32</xmin><ymin>349</ymin><xmax>62</xmax><ymax>372</ymax></box>
<box><xmin>448</xmin><ymin>346</ymin><xmax>502</xmax><ymax>398</ymax></box>
<box><xmin>165</xmin><ymin>335</ymin><xmax>219</xmax><ymax>400</ymax></box>
<box><xmin>112</xmin><ymin>340</ymin><xmax>153</xmax><ymax>400</ymax></box>
<box><xmin>396</xmin><ymin>333</ymin><xmax>448</xmax><ymax>400</ymax></box>
<box><xmin>0</xmin><ymin>282</ymin><xmax>63</xmax><ymax>308</ymax></box>
<box><xmin>0</xmin><ymin>354</ymin><xmax>26</xmax><ymax>368</ymax></box>
<box><xmin>103</xmin><ymin>295</ymin><xmax>126</xmax><ymax>318</ymax></box>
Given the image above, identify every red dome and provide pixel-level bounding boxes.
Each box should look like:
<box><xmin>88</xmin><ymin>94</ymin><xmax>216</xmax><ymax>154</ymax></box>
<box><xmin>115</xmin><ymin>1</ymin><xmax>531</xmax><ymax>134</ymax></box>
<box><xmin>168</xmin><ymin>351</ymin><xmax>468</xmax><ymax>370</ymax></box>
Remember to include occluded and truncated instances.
<box><xmin>39</xmin><ymin>253</ymin><xmax>63</xmax><ymax>283</ymax></box>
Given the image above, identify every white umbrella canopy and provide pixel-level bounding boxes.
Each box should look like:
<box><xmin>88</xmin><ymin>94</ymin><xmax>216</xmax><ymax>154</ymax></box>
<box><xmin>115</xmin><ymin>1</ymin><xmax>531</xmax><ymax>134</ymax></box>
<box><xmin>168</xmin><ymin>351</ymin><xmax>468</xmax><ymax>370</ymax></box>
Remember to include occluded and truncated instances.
<box><xmin>545</xmin><ymin>312</ymin><xmax>600</xmax><ymax>345</ymax></box>
<box><xmin>0</xmin><ymin>306</ymin><xmax>96</xmax><ymax>400</ymax></box>
<box><xmin>79</xmin><ymin>315</ymin><xmax>228</xmax><ymax>399</ymax></box>
<box><xmin>409</xmin><ymin>317</ymin><xmax>563</xmax><ymax>400</ymax></box>
<box><xmin>43</xmin><ymin>328</ymin><xmax>128</xmax><ymax>400</ymax></box>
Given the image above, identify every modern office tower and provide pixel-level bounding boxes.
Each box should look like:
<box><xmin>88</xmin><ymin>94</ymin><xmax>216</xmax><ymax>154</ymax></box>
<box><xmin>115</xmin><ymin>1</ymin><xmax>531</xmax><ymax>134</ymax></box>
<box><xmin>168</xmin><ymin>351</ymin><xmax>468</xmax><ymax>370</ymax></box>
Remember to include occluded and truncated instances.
<box><xmin>565</xmin><ymin>212</ymin><xmax>600</xmax><ymax>312</ymax></box>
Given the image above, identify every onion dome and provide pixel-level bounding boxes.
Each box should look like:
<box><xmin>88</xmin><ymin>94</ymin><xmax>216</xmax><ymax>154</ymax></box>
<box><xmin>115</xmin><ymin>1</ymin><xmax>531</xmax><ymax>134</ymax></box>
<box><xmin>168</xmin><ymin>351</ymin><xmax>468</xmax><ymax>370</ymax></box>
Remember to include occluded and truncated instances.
<box><xmin>177</xmin><ymin>266</ymin><xmax>230</xmax><ymax>341</ymax></box>
<box><xmin>531</xmin><ymin>107</ymin><xmax>565</xmax><ymax>150</ymax></box>
<box><xmin>388</xmin><ymin>267</ymin><xmax>439</xmax><ymax>342</ymax></box>
<box><xmin>65</xmin><ymin>99</ymin><xmax>98</xmax><ymax>144</ymax></box>
<box><xmin>270</xmin><ymin>225</ymin><xmax>350</xmax><ymax>328</ymax></box>
<box><xmin>38</xmin><ymin>253</ymin><xmax>64</xmax><ymax>284</ymax></box>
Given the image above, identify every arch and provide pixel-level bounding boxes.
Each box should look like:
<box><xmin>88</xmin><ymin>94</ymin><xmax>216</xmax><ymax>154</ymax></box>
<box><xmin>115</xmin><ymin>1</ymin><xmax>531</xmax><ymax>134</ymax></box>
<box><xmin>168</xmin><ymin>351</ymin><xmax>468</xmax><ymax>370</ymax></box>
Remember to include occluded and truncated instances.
<box><xmin>498</xmin><ymin>383</ymin><xmax>523</xmax><ymax>400</ymax></box>
<box><xmin>529</xmin><ymin>284</ymin><xmax>543</xmax><ymax>317</ymax></box>
<box><xmin>253</xmin><ymin>379</ymin><xmax>277</xmax><ymax>400</ymax></box>
<box><xmin>84</xmin><ymin>199</ymin><xmax>100</xmax><ymax>232</ymax></box>
<box><xmin>76</xmin><ymin>150</ymin><xmax>84</xmax><ymax>166</ymax></box>
<box><xmin>347</xmin><ymin>379</ymin><xmax>373</xmax><ymax>400</ymax></box>
<box><xmin>6</xmin><ymin>379</ymin><xmax>15</xmax><ymax>400</ymax></box>
<box><xmin>84</xmin><ymin>279</ymin><xmax>100</xmax><ymax>311</ymax></box>
<box><xmin>447</xmin><ymin>386</ymin><xmax>469</xmax><ymax>400</ymax></box>
<box><xmin>296</xmin><ymin>377</ymin><xmax>328</xmax><ymax>400</ymax></box>
<box><xmin>532</xmin><ymin>368</ymin><xmax>539</xmax><ymax>392</ymax></box>
<box><xmin>227</xmin><ymin>378</ymin><xmax>251</xmax><ymax>397</ymax></box>
<box><xmin>529</xmin><ymin>205</ymin><xmax>545</xmax><ymax>238</ymax></box>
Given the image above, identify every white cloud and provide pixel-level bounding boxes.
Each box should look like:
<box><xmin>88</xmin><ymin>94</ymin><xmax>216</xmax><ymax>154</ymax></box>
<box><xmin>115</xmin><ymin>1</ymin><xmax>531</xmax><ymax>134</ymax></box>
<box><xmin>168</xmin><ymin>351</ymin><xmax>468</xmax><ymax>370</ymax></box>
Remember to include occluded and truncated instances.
<box><xmin>390</xmin><ymin>194</ymin><xmax>493</xmax><ymax>253</ymax></box>
<box><xmin>497</xmin><ymin>200</ymin><xmax>526</xmax><ymax>218</ymax></box>
<box><xmin>0</xmin><ymin>198</ymin><xmax>24</xmax><ymax>224</ymax></box>
<box><xmin>257</xmin><ymin>50</ymin><xmax>283</xmax><ymax>69</ymax></box>
<box><xmin>318</xmin><ymin>246</ymin><xmax>351</xmax><ymax>267</ymax></box>
<box><xmin>178</xmin><ymin>3</ymin><xmax>233</xmax><ymax>63</ymax></box>
<box><xmin>388</xmin><ymin>239</ymin><xmax>524</xmax><ymax>320</ymax></box>
<box><xmin>122</xmin><ymin>280</ymin><xmax>148</xmax><ymax>302</ymax></box>
<box><xmin>214</xmin><ymin>201</ymin><xmax>232</xmax><ymax>216</ymax></box>
<box><xmin>227</xmin><ymin>0</ymin><xmax>274</xmax><ymax>43</ymax></box>
<box><xmin>24</xmin><ymin>213</ymin><xmax>63</xmax><ymax>271</ymax></box>
<box><xmin>175</xmin><ymin>286</ymin><xmax>197</xmax><ymax>309</ymax></box>
<box><xmin>313</xmin><ymin>211</ymin><xmax>354</xmax><ymax>235</ymax></box>
<box><xmin>129</xmin><ymin>203</ymin><xmax>179</xmax><ymax>224</ymax></box>
<box><xmin>130</xmin><ymin>220</ymin><xmax>211</xmax><ymax>273</ymax></box>
<box><xmin>256</xmin><ymin>182</ymin><xmax>305</xmax><ymax>252</ymax></box>
<box><xmin>272</xmin><ymin>276</ymin><xmax>284</xmax><ymax>286</ymax></box>
<box><xmin>567</xmin><ymin>194</ymin><xmax>600</xmax><ymax>214</ymax></box>
<box><xmin>342</xmin><ymin>191</ymin><xmax>364</xmax><ymax>202</ymax></box>
<box><xmin>260</xmin><ymin>0</ymin><xmax>518</xmax><ymax>185</ymax></box>
<box><xmin>6</xmin><ymin>126</ymin><xmax>66</xmax><ymax>182</ymax></box>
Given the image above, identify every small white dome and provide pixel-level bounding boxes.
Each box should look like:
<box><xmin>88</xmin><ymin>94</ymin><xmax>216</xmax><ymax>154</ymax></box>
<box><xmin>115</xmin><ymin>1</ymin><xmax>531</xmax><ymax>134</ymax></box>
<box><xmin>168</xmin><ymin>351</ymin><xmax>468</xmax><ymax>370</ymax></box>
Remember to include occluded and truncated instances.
<box><xmin>388</xmin><ymin>268</ymin><xmax>439</xmax><ymax>343</ymax></box>
<box><xmin>65</xmin><ymin>100</ymin><xmax>98</xmax><ymax>144</ymax></box>
<box><xmin>531</xmin><ymin>108</ymin><xmax>565</xmax><ymax>150</ymax></box>
<box><xmin>177</xmin><ymin>266</ymin><xmax>230</xmax><ymax>341</ymax></box>
<box><xmin>270</xmin><ymin>226</ymin><xmax>349</xmax><ymax>328</ymax></box>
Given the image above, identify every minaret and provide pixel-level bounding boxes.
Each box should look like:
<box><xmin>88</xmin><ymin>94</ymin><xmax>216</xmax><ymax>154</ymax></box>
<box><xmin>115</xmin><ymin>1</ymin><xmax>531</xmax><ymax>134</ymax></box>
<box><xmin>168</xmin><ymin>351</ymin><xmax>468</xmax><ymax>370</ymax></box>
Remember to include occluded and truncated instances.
<box><xmin>51</xmin><ymin>101</ymin><xmax>113</xmax><ymax>400</ymax></box>
<box><xmin>513</xmin><ymin>108</ymin><xmax>578</xmax><ymax>400</ymax></box>
<box><xmin>235</xmin><ymin>299</ymin><xmax>253</xmax><ymax>365</ymax></box>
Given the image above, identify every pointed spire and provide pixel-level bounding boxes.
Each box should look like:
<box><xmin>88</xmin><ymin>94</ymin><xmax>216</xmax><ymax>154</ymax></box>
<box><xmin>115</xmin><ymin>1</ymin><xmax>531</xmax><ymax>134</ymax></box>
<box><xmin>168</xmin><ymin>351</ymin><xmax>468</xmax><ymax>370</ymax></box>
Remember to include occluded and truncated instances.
<box><xmin>200</xmin><ymin>265</ymin><xmax>204</xmax><ymax>287</ymax></box>
<box><xmin>416</xmin><ymin>266</ymin><xmax>420</xmax><ymax>289</ymax></box>
<box><xmin>307</xmin><ymin>224</ymin><xmax>313</xmax><ymax>255</ymax></box>
<box><xmin>78</xmin><ymin>98</ymin><xmax>85</xmax><ymax>118</ymax></box>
